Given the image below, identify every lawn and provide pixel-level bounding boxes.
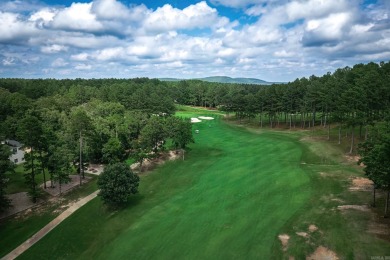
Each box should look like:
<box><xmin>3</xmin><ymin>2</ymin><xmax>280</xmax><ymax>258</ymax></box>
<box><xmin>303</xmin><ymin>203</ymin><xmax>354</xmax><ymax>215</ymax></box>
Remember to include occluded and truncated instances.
<box><xmin>15</xmin><ymin>111</ymin><xmax>390</xmax><ymax>259</ymax></box>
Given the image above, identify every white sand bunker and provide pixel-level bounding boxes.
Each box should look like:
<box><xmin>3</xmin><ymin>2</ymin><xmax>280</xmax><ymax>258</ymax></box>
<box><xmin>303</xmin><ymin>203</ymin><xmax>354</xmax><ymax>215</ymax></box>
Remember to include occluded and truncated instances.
<box><xmin>198</xmin><ymin>116</ymin><xmax>214</xmax><ymax>120</ymax></box>
<box><xmin>191</xmin><ymin>118</ymin><xmax>202</xmax><ymax>123</ymax></box>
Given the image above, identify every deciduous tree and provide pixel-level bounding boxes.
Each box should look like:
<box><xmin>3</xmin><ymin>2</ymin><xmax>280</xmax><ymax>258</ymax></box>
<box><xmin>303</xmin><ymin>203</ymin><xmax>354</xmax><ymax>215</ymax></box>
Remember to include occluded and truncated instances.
<box><xmin>97</xmin><ymin>163</ymin><xmax>139</xmax><ymax>206</ymax></box>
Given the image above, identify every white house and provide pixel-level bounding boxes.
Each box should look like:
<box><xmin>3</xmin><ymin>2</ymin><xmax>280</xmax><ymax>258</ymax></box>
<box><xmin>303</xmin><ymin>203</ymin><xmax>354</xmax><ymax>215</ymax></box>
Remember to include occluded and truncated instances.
<box><xmin>3</xmin><ymin>140</ymin><xmax>25</xmax><ymax>164</ymax></box>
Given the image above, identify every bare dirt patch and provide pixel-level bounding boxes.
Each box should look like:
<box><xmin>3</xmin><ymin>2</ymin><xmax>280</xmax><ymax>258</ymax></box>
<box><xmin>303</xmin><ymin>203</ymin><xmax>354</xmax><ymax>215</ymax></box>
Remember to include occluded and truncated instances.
<box><xmin>345</xmin><ymin>154</ymin><xmax>360</xmax><ymax>162</ymax></box>
<box><xmin>278</xmin><ymin>234</ymin><xmax>290</xmax><ymax>251</ymax></box>
<box><xmin>349</xmin><ymin>177</ymin><xmax>373</xmax><ymax>191</ymax></box>
<box><xmin>131</xmin><ymin>150</ymin><xmax>182</xmax><ymax>173</ymax></box>
<box><xmin>308</xmin><ymin>224</ymin><xmax>318</xmax><ymax>232</ymax></box>
<box><xmin>368</xmin><ymin>222</ymin><xmax>390</xmax><ymax>236</ymax></box>
<box><xmin>306</xmin><ymin>246</ymin><xmax>339</xmax><ymax>260</ymax></box>
<box><xmin>319</xmin><ymin>172</ymin><xmax>331</xmax><ymax>177</ymax></box>
<box><xmin>41</xmin><ymin>175</ymin><xmax>91</xmax><ymax>196</ymax></box>
<box><xmin>0</xmin><ymin>192</ymin><xmax>43</xmax><ymax>219</ymax></box>
<box><xmin>345</xmin><ymin>155</ymin><xmax>364</xmax><ymax>166</ymax></box>
<box><xmin>337</xmin><ymin>205</ymin><xmax>370</xmax><ymax>212</ymax></box>
<box><xmin>296</xmin><ymin>232</ymin><xmax>308</xmax><ymax>238</ymax></box>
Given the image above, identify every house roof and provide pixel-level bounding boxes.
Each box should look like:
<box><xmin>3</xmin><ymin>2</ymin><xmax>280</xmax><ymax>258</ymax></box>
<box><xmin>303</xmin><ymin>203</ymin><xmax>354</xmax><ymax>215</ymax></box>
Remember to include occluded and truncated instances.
<box><xmin>6</xmin><ymin>140</ymin><xmax>23</xmax><ymax>147</ymax></box>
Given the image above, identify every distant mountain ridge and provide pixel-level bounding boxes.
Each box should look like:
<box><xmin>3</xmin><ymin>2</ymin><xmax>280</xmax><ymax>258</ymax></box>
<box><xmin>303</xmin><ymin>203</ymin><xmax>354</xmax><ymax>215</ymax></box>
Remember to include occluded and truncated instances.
<box><xmin>159</xmin><ymin>76</ymin><xmax>279</xmax><ymax>85</ymax></box>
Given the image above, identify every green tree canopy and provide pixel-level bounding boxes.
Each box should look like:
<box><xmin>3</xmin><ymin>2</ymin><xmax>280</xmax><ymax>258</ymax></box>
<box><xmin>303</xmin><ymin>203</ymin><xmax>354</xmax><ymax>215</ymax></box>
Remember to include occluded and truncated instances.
<box><xmin>97</xmin><ymin>163</ymin><xmax>140</xmax><ymax>206</ymax></box>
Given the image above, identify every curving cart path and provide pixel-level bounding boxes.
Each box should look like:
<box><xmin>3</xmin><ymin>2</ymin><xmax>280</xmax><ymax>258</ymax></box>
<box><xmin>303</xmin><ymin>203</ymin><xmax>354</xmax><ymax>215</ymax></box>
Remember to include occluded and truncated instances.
<box><xmin>2</xmin><ymin>190</ymin><xmax>99</xmax><ymax>260</ymax></box>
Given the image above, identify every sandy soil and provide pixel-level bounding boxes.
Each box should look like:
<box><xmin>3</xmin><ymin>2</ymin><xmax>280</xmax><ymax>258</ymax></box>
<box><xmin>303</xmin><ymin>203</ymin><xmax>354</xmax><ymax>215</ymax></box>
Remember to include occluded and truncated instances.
<box><xmin>306</xmin><ymin>246</ymin><xmax>339</xmax><ymax>260</ymax></box>
<box><xmin>349</xmin><ymin>177</ymin><xmax>373</xmax><ymax>191</ymax></box>
<box><xmin>278</xmin><ymin>234</ymin><xmax>290</xmax><ymax>251</ymax></box>
<box><xmin>337</xmin><ymin>205</ymin><xmax>370</xmax><ymax>212</ymax></box>
<box><xmin>296</xmin><ymin>232</ymin><xmax>308</xmax><ymax>238</ymax></box>
<box><xmin>0</xmin><ymin>192</ymin><xmax>42</xmax><ymax>220</ymax></box>
<box><xmin>131</xmin><ymin>150</ymin><xmax>182</xmax><ymax>173</ymax></box>
<box><xmin>41</xmin><ymin>175</ymin><xmax>91</xmax><ymax>196</ymax></box>
<box><xmin>308</xmin><ymin>224</ymin><xmax>318</xmax><ymax>232</ymax></box>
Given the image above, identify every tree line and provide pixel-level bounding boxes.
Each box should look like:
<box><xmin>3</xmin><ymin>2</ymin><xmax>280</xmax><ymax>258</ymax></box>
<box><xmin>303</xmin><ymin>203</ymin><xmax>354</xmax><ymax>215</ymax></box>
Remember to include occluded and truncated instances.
<box><xmin>0</xmin><ymin>61</ymin><xmax>389</xmax><ymax>211</ymax></box>
<box><xmin>0</xmin><ymin>78</ymin><xmax>193</xmax><ymax>210</ymax></box>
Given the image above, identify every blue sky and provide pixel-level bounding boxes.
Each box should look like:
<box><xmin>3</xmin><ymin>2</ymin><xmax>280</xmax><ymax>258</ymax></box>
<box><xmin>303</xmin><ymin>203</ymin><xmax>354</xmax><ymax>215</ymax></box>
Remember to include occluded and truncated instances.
<box><xmin>0</xmin><ymin>0</ymin><xmax>389</xmax><ymax>82</ymax></box>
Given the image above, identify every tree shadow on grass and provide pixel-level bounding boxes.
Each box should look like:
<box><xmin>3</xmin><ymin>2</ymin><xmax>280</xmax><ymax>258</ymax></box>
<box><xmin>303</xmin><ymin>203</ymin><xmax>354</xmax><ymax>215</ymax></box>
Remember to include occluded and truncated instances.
<box><xmin>102</xmin><ymin>193</ymin><xmax>145</xmax><ymax>214</ymax></box>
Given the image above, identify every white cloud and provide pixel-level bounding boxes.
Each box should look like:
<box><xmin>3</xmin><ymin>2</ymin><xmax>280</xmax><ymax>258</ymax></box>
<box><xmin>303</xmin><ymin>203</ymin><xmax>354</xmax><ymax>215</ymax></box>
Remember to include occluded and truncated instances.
<box><xmin>75</xmin><ymin>64</ymin><xmax>92</xmax><ymax>70</ymax></box>
<box><xmin>51</xmin><ymin>3</ymin><xmax>104</xmax><ymax>32</ymax></box>
<box><xmin>0</xmin><ymin>0</ymin><xmax>389</xmax><ymax>81</ymax></box>
<box><xmin>52</xmin><ymin>58</ymin><xmax>68</xmax><ymax>67</ymax></box>
<box><xmin>29</xmin><ymin>8</ymin><xmax>56</xmax><ymax>24</ymax></box>
<box><xmin>0</xmin><ymin>0</ymin><xmax>46</xmax><ymax>12</ymax></box>
<box><xmin>285</xmin><ymin>0</ymin><xmax>351</xmax><ymax>21</ymax></box>
<box><xmin>2</xmin><ymin>57</ymin><xmax>15</xmax><ymax>66</ymax></box>
<box><xmin>41</xmin><ymin>44</ymin><xmax>69</xmax><ymax>53</ymax></box>
<box><xmin>143</xmin><ymin>2</ymin><xmax>221</xmax><ymax>32</ymax></box>
<box><xmin>274</xmin><ymin>50</ymin><xmax>295</xmax><ymax>57</ymax></box>
<box><xmin>48</xmin><ymin>33</ymin><xmax>122</xmax><ymax>49</ymax></box>
<box><xmin>302</xmin><ymin>12</ymin><xmax>353</xmax><ymax>46</ymax></box>
<box><xmin>0</xmin><ymin>11</ymin><xmax>37</xmax><ymax>43</ymax></box>
<box><xmin>91</xmin><ymin>0</ymin><xmax>131</xmax><ymax>20</ymax></box>
<box><xmin>71</xmin><ymin>53</ymin><xmax>89</xmax><ymax>61</ymax></box>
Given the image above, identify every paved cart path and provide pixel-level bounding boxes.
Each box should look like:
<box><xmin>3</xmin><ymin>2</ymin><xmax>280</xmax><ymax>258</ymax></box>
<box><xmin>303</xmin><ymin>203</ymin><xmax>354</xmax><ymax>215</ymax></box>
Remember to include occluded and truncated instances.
<box><xmin>2</xmin><ymin>190</ymin><xmax>99</xmax><ymax>260</ymax></box>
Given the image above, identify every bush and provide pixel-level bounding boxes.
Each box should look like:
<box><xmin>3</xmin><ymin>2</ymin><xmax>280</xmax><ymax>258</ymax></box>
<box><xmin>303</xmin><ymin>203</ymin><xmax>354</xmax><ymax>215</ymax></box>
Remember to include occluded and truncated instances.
<box><xmin>97</xmin><ymin>163</ymin><xmax>140</xmax><ymax>206</ymax></box>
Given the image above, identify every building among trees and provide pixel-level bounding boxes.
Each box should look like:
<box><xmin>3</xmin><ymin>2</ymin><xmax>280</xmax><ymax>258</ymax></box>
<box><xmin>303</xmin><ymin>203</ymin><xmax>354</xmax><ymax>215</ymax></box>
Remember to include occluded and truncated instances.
<box><xmin>2</xmin><ymin>140</ymin><xmax>25</xmax><ymax>164</ymax></box>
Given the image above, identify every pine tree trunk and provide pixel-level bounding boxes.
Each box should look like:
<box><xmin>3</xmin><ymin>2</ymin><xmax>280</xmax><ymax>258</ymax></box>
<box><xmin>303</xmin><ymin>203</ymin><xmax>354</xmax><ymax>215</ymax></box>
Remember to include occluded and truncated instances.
<box><xmin>79</xmin><ymin>131</ymin><xmax>82</xmax><ymax>186</ymax></box>
<box><xmin>349</xmin><ymin>126</ymin><xmax>355</xmax><ymax>154</ymax></box>
<box><xmin>260</xmin><ymin>113</ymin><xmax>263</xmax><ymax>128</ymax></box>
<box><xmin>338</xmin><ymin>124</ymin><xmax>341</xmax><ymax>145</ymax></box>
<box><xmin>327</xmin><ymin>123</ymin><xmax>330</xmax><ymax>141</ymax></box>
<box><xmin>312</xmin><ymin>111</ymin><xmax>316</xmax><ymax>127</ymax></box>
<box><xmin>385</xmin><ymin>191</ymin><xmax>389</xmax><ymax>218</ymax></box>
<box><xmin>41</xmin><ymin>151</ymin><xmax>46</xmax><ymax>189</ymax></box>
<box><xmin>31</xmin><ymin>147</ymin><xmax>36</xmax><ymax>203</ymax></box>
<box><xmin>365</xmin><ymin>125</ymin><xmax>368</xmax><ymax>140</ymax></box>
<box><xmin>324</xmin><ymin>114</ymin><xmax>327</xmax><ymax>127</ymax></box>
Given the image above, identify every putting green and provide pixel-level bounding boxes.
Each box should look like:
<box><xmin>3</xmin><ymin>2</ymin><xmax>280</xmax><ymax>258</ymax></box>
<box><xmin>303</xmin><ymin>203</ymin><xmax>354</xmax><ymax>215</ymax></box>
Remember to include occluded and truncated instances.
<box><xmin>19</xmin><ymin>114</ymin><xmax>312</xmax><ymax>259</ymax></box>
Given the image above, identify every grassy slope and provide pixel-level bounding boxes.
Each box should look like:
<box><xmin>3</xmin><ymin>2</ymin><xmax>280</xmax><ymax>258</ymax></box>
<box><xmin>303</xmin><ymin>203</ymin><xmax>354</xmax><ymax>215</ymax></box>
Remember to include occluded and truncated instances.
<box><xmin>19</xmin><ymin>112</ymin><xmax>312</xmax><ymax>259</ymax></box>
<box><xmin>0</xmin><ymin>176</ymin><xmax>98</xmax><ymax>258</ymax></box>
<box><xmin>13</xmin><ymin>108</ymin><xmax>390</xmax><ymax>258</ymax></box>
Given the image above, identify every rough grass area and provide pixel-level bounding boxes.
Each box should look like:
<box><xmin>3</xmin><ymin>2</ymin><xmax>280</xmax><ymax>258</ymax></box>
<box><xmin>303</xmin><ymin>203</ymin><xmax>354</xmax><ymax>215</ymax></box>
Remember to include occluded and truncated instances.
<box><xmin>0</xmin><ymin>176</ymin><xmax>98</xmax><ymax>258</ymax></box>
<box><xmin>8</xmin><ymin>109</ymin><xmax>390</xmax><ymax>259</ymax></box>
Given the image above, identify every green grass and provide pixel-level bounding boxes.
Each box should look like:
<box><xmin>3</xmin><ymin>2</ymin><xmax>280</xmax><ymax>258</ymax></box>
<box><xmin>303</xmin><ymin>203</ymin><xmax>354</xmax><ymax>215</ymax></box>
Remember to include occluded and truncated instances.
<box><xmin>6</xmin><ymin>164</ymin><xmax>68</xmax><ymax>194</ymax></box>
<box><xmin>0</xmin><ymin>176</ymin><xmax>98</xmax><ymax>258</ymax></box>
<box><xmin>10</xmin><ymin>109</ymin><xmax>390</xmax><ymax>259</ymax></box>
<box><xmin>0</xmin><ymin>209</ymin><xmax>57</xmax><ymax>258</ymax></box>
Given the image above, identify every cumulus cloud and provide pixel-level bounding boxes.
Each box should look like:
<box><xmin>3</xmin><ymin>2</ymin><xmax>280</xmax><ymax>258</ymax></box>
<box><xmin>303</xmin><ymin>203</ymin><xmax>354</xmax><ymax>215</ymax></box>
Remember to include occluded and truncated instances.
<box><xmin>143</xmin><ymin>2</ymin><xmax>222</xmax><ymax>32</ymax></box>
<box><xmin>0</xmin><ymin>0</ymin><xmax>389</xmax><ymax>81</ymax></box>
<box><xmin>0</xmin><ymin>12</ymin><xmax>38</xmax><ymax>43</ymax></box>
<box><xmin>91</xmin><ymin>0</ymin><xmax>131</xmax><ymax>20</ymax></box>
<box><xmin>41</xmin><ymin>44</ymin><xmax>68</xmax><ymax>53</ymax></box>
<box><xmin>302</xmin><ymin>12</ymin><xmax>353</xmax><ymax>47</ymax></box>
<box><xmin>75</xmin><ymin>63</ymin><xmax>92</xmax><ymax>70</ymax></box>
<box><xmin>71</xmin><ymin>53</ymin><xmax>89</xmax><ymax>61</ymax></box>
<box><xmin>50</xmin><ymin>3</ymin><xmax>104</xmax><ymax>32</ymax></box>
<box><xmin>52</xmin><ymin>58</ymin><xmax>68</xmax><ymax>67</ymax></box>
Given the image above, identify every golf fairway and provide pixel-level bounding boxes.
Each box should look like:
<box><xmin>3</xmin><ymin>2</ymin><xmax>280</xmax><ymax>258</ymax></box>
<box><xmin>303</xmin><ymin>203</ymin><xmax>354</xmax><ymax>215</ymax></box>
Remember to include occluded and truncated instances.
<box><xmin>20</xmin><ymin>115</ymin><xmax>312</xmax><ymax>259</ymax></box>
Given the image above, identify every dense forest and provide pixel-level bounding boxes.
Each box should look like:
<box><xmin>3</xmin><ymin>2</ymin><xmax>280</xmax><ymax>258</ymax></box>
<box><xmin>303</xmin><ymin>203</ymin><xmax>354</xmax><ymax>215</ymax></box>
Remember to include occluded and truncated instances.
<box><xmin>0</xmin><ymin>61</ymin><xmax>389</xmax><ymax>210</ymax></box>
